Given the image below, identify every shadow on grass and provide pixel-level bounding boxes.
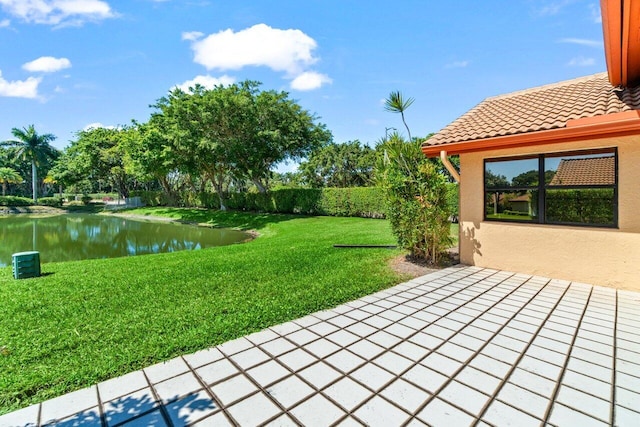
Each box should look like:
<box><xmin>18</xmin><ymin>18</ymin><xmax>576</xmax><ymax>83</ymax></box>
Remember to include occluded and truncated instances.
<box><xmin>133</xmin><ymin>208</ymin><xmax>300</xmax><ymax>231</ymax></box>
<box><xmin>51</xmin><ymin>389</ymin><xmax>220</xmax><ymax>426</ymax></box>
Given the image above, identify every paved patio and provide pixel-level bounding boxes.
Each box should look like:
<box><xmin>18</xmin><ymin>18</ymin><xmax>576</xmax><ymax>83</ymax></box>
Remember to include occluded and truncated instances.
<box><xmin>2</xmin><ymin>265</ymin><xmax>639</xmax><ymax>426</ymax></box>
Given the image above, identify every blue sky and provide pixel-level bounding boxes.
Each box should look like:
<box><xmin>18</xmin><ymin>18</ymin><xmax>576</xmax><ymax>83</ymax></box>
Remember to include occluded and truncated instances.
<box><xmin>0</xmin><ymin>0</ymin><xmax>605</xmax><ymax>171</ymax></box>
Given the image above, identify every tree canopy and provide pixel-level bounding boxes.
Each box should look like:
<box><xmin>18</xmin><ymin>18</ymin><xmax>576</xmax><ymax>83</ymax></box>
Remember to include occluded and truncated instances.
<box><xmin>299</xmin><ymin>140</ymin><xmax>376</xmax><ymax>188</ymax></box>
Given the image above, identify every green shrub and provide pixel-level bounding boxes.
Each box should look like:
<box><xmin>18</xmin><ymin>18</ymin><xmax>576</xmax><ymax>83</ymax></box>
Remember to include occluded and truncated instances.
<box><xmin>197</xmin><ymin>192</ymin><xmax>220</xmax><ymax>209</ymax></box>
<box><xmin>0</xmin><ymin>196</ymin><xmax>34</xmax><ymax>207</ymax></box>
<box><xmin>37</xmin><ymin>197</ymin><xmax>63</xmax><ymax>207</ymax></box>
<box><xmin>66</xmin><ymin>201</ymin><xmax>85</xmax><ymax>207</ymax></box>
<box><xmin>81</xmin><ymin>195</ymin><xmax>92</xmax><ymax>205</ymax></box>
<box><xmin>377</xmin><ymin>137</ymin><xmax>452</xmax><ymax>263</ymax></box>
<box><xmin>446</xmin><ymin>183</ymin><xmax>459</xmax><ymax>219</ymax></box>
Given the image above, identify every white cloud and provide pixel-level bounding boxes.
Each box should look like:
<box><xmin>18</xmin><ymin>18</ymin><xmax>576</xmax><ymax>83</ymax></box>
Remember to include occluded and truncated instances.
<box><xmin>0</xmin><ymin>70</ymin><xmax>41</xmax><ymax>98</ymax></box>
<box><xmin>175</xmin><ymin>74</ymin><xmax>236</xmax><ymax>92</ymax></box>
<box><xmin>290</xmin><ymin>71</ymin><xmax>332</xmax><ymax>91</ymax></box>
<box><xmin>0</xmin><ymin>18</ymin><xmax>10</xmax><ymax>27</ymax></box>
<box><xmin>559</xmin><ymin>38</ymin><xmax>603</xmax><ymax>48</ymax></box>
<box><xmin>83</xmin><ymin>122</ymin><xmax>116</xmax><ymax>130</ymax></box>
<box><xmin>181</xmin><ymin>31</ymin><xmax>203</xmax><ymax>41</ymax></box>
<box><xmin>186</xmin><ymin>23</ymin><xmax>331</xmax><ymax>91</ymax></box>
<box><xmin>22</xmin><ymin>56</ymin><xmax>72</xmax><ymax>73</ymax></box>
<box><xmin>188</xmin><ymin>24</ymin><xmax>318</xmax><ymax>75</ymax></box>
<box><xmin>567</xmin><ymin>56</ymin><xmax>595</xmax><ymax>66</ymax></box>
<box><xmin>445</xmin><ymin>60</ymin><xmax>470</xmax><ymax>69</ymax></box>
<box><xmin>0</xmin><ymin>0</ymin><xmax>115</xmax><ymax>26</ymax></box>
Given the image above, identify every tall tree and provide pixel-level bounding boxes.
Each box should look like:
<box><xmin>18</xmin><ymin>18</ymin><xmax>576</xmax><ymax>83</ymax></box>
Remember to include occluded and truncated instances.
<box><xmin>0</xmin><ymin>167</ymin><xmax>23</xmax><ymax>196</ymax></box>
<box><xmin>384</xmin><ymin>91</ymin><xmax>414</xmax><ymax>141</ymax></box>
<box><xmin>150</xmin><ymin>81</ymin><xmax>331</xmax><ymax>209</ymax></box>
<box><xmin>125</xmin><ymin>120</ymin><xmax>181</xmax><ymax>203</ymax></box>
<box><xmin>54</xmin><ymin>127</ymin><xmax>136</xmax><ymax>198</ymax></box>
<box><xmin>2</xmin><ymin>125</ymin><xmax>58</xmax><ymax>201</ymax></box>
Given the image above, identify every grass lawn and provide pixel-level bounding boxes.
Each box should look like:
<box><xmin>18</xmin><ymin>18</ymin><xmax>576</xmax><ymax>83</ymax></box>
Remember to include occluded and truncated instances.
<box><xmin>0</xmin><ymin>209</ymin><xmax>408</xmax><ymax>414</ymax></box>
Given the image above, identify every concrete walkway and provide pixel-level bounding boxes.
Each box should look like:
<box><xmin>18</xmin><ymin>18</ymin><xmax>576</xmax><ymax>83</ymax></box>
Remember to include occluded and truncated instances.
<box><xmin>2</xmin><ymin>265</ymin><xmax>639</xmax><ymax>426</ymax></box>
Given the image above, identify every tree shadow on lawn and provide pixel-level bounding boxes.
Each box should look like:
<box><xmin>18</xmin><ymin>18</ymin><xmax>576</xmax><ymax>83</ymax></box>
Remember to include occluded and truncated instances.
<box><xmin>51</xmin><ymin>389</ymin><xmax>220</xmax><ymax>426</ymax></box>
<box><xmin>136</xmin><ymin>208</ymin><xmax>300</xmax><ymax>231</ymax></box>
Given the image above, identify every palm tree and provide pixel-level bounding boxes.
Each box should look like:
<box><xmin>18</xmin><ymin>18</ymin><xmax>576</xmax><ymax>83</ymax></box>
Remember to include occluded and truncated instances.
<box><xmin>2</xmin><ymin>125</ymin><xmax>57</xmax><ymax>202</ymax></box>
<box><xmin>384</xmin><ymin>91</ymin><xmax>415</xmax><ymax>141</ymax></box>
<box><xmin>0</xmin><ymin>167</ymin><xmax>23</xmax><ymax>196</ymax></box>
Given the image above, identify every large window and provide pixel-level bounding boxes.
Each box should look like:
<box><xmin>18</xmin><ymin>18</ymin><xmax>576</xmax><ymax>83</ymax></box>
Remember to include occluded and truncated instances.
<box><xmin>484</xmin><ymin>148</ymin><xmax>617</xmax><ymax>227</ymax></box>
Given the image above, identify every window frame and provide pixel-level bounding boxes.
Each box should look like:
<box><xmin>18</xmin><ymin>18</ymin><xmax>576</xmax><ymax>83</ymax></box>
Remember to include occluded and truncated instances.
<box><xmin>483</xmin><ymin>147</ymin><xmax>618</xmax><ymax>228</ymax></box>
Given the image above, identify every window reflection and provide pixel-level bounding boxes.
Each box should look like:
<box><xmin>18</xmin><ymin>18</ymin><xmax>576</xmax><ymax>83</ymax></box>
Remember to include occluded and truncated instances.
<box><xmin>545</xmin><ymin>153</ymin><xmax>615</xmax><ymax>186</ymax></box>
<box><xmin>484</xmin><ymin>149</ymin><xmax>617</xmax><ymax>227</ymax></box>
<box><xmin>485</xmin><ymin>190</ymin><xmax>538</xmax><ymax>221</ymax></box>
<box><xmin>485</xmin><ymin>158</ymin><xmax>538</xmax><ymax>188</ymax></box>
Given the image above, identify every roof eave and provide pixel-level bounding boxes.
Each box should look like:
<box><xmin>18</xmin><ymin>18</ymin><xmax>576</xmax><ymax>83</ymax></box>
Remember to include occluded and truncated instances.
<box><xmin>601</xmin><ymin>0</ymin><xmax>640</xmax><ymax>87</ymax></box>
<box><xmin>422</xmin><ymin>110</ymin><xmax>640</xmax><ymax>157</ymax></box>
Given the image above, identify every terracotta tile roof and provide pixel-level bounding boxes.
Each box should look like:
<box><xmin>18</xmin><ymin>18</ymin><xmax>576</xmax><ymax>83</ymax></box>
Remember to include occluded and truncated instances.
<box><xmin>549</xmin><ymin>156</ymin><xmax>615</xmax><ymax>186</ymax></box>
<box><xmin>424</xmin><ymin>73</ymin><xmax>640</xmax><ymax>148</ymax></box>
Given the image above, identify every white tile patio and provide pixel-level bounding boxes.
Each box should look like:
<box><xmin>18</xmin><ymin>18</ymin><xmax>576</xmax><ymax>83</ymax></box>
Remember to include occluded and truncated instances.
<box><xmin>2</xmin><ymin>265</ymin><xmax>640</xmax><ymax>426</ymax></box>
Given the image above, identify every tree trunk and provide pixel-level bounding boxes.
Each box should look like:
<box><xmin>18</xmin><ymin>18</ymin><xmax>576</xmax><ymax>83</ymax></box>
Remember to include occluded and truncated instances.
<box><xmin>158</xmin><ymin>175</ymin><xmax>176</xmax><ymax>204</ymax></box>
<box><xmin>2</xmin><ymin>182</ymin><xmax>6</xmax><ymax>196</ymax></box>
<box><xmin>31</xmin><ymin>160</ymin><xmax>38</xmax><ymax>202</ymax></box>
<box><xmin>214</xmin><ymin>181</ymin><xmax>227</xmax><ymax>211</ymax></box>
<box><xmin>252</xmin><ymin>179</ymin><xmax>267</xmax><ymax>194</ymax></box>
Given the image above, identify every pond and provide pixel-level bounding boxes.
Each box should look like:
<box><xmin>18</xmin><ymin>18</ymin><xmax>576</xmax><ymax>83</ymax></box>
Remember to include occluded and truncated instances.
<box><xmin>0</xmin><ymin>214</ymin><xmax>250</xmax><ymax>267</ymax></box>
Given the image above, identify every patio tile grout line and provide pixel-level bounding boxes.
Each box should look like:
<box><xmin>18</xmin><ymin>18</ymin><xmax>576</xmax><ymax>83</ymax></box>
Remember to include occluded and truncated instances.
<box><xmin>145</xmin><ymin>368</ymin><xmax>175</xmax><ymax>427</ymax></box>
<box><xmin>95</xmin><ymin>382</ymin><xmax>106</xmax><ymax>427</ymax></box>
<box><xmin>271</xmin><ymin>266</ymin><xmax>500</xmax><ymax>425</ymax></box>
<box><xmin>610</xmin><ymin>289</ymin><xmax>618</xmax><ymax>426</ymax></box>
<box><xmin>471</xmin><ymin>277</ymin><xmax>573</xmax><ymax>426</ymax></box>
<box><xmin>328</xmin><ymin>267</ymin><xmax>506</xmax><ymax>425</ymax></box>
<box><xmin>211</xmin><ymin>347</ymin><xmax>299</xmax><ymax>426</ymax></box>
<box><xmin>404</xmin><ymin>274</ymin><xmax>561</xmax><ymax>425</ymax></box>
<box><xmin>325</xmin><ymin>268</ymin><xmax>521</xmax><ymax>423</ymax></box>
<box><xmin>307</xmin><ymin>268</ymin><xmax>492</xmax><ymax>424</ymax></box>
<box><xmin>541</xmin><ymin>285</ymin><xmax>595</xmax><ymax>425</ymax></box>
<box><xmin>183</xmin><ymin>355</ymin><xmax>241</xmax><ymax>426</ymax></box>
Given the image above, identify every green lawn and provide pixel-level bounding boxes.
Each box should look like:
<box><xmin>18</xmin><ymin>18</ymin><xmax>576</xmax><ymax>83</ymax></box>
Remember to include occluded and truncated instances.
<box><xmin>0</xmin><ymin>209</ymin><xmax>407</xmax><ymax>414</ymax></box>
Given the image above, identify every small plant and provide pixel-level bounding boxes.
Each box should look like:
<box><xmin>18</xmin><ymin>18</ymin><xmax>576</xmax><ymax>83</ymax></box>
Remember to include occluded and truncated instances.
<box><xmin>81</xmin><ymin>195</ymin><xmax>92</xmax><ymax>205</ymax></box>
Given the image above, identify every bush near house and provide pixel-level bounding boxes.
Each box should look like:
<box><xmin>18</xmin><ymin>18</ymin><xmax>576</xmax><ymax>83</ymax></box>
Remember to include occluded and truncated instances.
<box><xmin>377</xmin><ymin>137</ymin><xmax>452</xmax><ymax>263</ymax></box>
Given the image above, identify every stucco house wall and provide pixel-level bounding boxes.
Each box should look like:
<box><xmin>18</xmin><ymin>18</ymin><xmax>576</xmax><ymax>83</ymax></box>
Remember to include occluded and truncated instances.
<box><xmin>459</xmin><ymin>135</ymin><xmax>640</xmax><ymax>290</ymax></box>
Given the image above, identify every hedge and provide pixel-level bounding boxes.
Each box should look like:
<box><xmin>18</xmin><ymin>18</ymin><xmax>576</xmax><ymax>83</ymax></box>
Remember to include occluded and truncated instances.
<box><xmin>546</xmin><ymin>188</ymin><xmax>614</xmax><ymax>225</ymax></box>
<box><xmin>37</xmin><ymin>197</ymin><xmax>64</xmax><ymax>207</ymax></box>
<box><xmin>0</xmin><ymin>196</ymin><xmax>34</xmax><ymax>207</ymax></box>
<box><xmin>132</xmin><ymin>187</ymin><xmax>387</xmax><ymax>218</ymax></box>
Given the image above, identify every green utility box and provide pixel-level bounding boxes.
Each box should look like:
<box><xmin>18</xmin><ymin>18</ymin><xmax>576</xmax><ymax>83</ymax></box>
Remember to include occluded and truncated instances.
<box><xmin>12</xmin><ymin>251</ymin><xmax>41</xmax><ymax>279</ymax></box>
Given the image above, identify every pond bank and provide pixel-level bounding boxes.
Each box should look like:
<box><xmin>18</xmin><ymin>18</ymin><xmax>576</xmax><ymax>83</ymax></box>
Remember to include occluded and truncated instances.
<box><xmin>0</xmin><ymin>206</ymin><xmax>66</xmax><ymax>215</ymax></box>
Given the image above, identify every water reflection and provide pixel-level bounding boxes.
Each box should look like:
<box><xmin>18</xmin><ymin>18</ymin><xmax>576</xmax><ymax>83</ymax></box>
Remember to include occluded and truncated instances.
<box><xmin>0</xmin><ymin>214</ymin><xmax>249</xmax><ymax>267</ymax></box>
